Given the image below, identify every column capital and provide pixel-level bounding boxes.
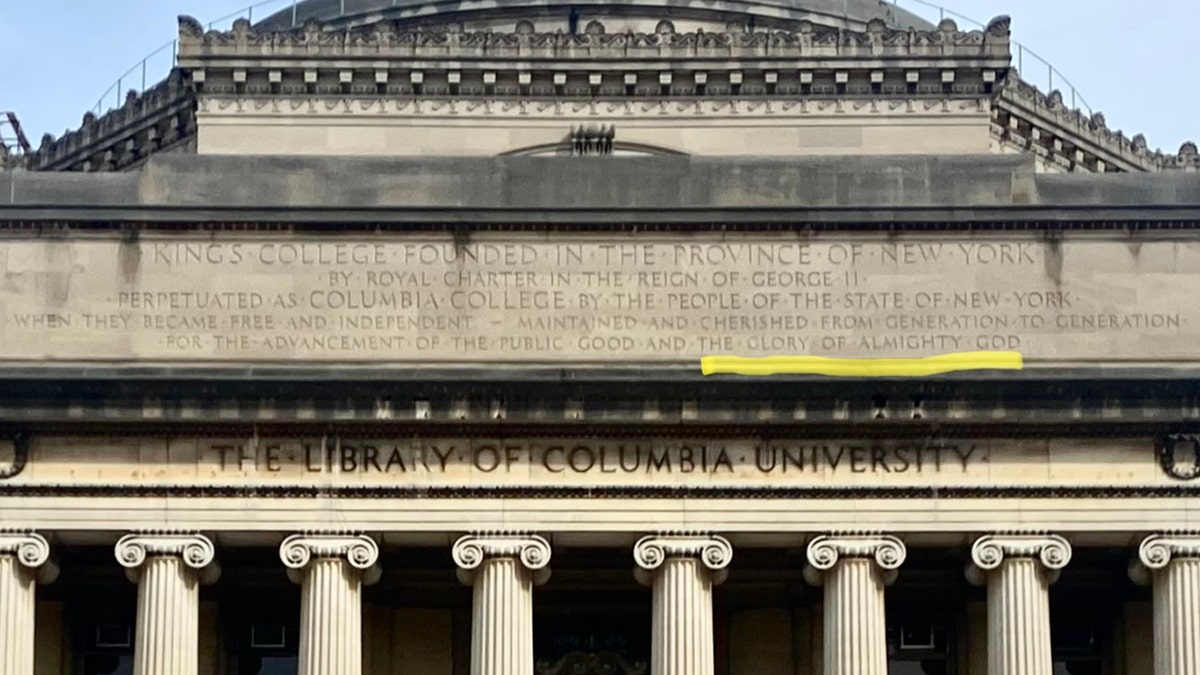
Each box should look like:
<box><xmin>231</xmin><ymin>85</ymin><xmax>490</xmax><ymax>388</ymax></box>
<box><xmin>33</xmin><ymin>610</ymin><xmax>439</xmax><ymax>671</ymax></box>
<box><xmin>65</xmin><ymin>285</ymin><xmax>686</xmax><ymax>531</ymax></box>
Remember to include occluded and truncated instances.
<box><xmin>0</xmin><ymin>530</ymin><xmax>56</xmax><ymax>584</ymax></box>
<box><xmin>1129</xmin><ymin>532</ymin><xmax>1200</xmax><ymax>586</ymax></box>
<box><xmin>634</xmin><ymin>533</ymin><xmax>732</xmax><ymax>571</ymax></box>
<box><xmin>115</xmin><ymin>531</ymin><xmax>218</xmax><ymax>584</ymax></box>
<box><xmin>806</xmin><ymin>534</ymin><xmax>906</xmax><ymax>571</ymax></box>
<box><xmin>0</xmin><ymin>530</ymin><xmax>50</xmax><ymax>569</ymax></box>
<box><xmin>452</xmin><ymin>533</ymin><xmax>551</xmax><ymax>585</ymax></box>
<box><xmin>804</xmin><ymin>533</ymin><xmax>905</xmax><ymax>587</ymax></box>
<box><xmin>970</xmin><ymin>533</ymin><xmax>1072</xmax><ymax>571</ymax></box>
<box><xmin>280</xmin><ymin>532</ymin><xmax>380</xmax><ymax>585</ymax></box>
<box><xmin>1139</xmin><ymin>533</ymin><xmax>1200</xmax><ymax>569</ymax></box>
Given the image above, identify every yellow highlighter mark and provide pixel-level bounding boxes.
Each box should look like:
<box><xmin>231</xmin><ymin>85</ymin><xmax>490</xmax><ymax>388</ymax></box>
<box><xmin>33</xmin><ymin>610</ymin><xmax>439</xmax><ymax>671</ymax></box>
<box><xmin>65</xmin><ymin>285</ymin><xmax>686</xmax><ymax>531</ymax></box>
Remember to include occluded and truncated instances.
<box><xmin>700</xmin><ymin>351</ymin><xmax>1024</xmax><ymax>377</ymax></box>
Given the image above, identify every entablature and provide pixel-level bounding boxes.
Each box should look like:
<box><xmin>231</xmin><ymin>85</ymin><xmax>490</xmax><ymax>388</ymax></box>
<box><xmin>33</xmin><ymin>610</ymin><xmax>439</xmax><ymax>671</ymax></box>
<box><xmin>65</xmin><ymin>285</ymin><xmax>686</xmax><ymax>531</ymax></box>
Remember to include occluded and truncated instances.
<box><xmin>177</xmin><ymin>15</ymin><xmax>1010</xmax><ymax>103</ymax></box>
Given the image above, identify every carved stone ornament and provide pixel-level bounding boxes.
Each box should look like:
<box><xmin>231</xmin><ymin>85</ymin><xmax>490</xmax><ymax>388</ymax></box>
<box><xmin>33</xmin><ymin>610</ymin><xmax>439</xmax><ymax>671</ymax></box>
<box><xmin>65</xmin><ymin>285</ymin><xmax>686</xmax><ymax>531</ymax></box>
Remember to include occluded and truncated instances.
<box><xmin>1128</xmin><ymin>533</ymin><xmax>1200</xmax><ymax>586</ymax></box>
<box><xmin>804</xmin><ymin>533</ymin><xmax>906</xmax><ymax>586</ymax></box>
<box><xmin>1158</xmin><ymin>435</ymin><xmax>1200</xmax><ymax>480</ymax></box>
<box><xmin>967</xmin><ymin>533</ymin><xmax>1071</xmax><ymax>586</ymax></box>
<box><xmin>115</xmin><ymin>532</ymin><xmax>218</xmax><ymax>584</ymax></box>
<box><xmin>633</xmin><ymin>533</ymin><xmax>732</xmax><ymax>585</ymax></box>
<box><xmin>0</xmin><ymin>530</ymin><xmax>56</xmax><ymax>583</ymax></box>
<box><xmin>1139</xmin><ymin>533</ymin><xmax>1200</xmax><ymax>568</ymax></box>
<box><xmin>279</xmin><ymin>532</ymin><xmax>381</xmax><ymax>585</ymax></box>
<box><xmin>452</xmin><ymin>533</ymin><xmax>552</xmax><ymax>585</ymax></box>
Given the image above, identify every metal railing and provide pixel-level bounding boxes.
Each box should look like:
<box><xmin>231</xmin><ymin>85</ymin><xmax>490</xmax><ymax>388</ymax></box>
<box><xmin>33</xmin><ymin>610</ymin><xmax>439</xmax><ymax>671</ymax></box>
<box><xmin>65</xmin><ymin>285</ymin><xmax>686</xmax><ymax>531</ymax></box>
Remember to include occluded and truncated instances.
<box><xmin>891</xmin><ymin>0</ymin><xmax>1093</xmax><ymax>114</ymax></box>
<box><xmin>90</xmin><ymin>0</ymin><xmax>297</xmax><ymax>116</ymax></box>
<box><xmin>90</xmin><ymin>0</ymin><xmax>1096</xmax><ymax>117</ymax></box>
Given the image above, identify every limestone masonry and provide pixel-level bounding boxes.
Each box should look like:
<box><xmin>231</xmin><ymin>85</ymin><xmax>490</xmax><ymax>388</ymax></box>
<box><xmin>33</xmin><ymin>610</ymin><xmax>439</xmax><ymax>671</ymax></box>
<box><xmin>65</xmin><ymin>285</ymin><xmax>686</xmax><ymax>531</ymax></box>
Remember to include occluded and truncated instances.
<box><xmin>1</xmin><ymin>1</ymin><xmax>1199</xmax><ymax>675</ymax></box>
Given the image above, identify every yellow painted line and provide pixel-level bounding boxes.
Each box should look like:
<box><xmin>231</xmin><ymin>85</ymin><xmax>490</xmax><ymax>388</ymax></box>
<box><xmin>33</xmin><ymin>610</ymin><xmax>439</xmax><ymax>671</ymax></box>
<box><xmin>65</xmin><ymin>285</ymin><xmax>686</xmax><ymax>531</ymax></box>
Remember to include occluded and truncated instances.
<box><xmin>700</xmin><ymin>351</ymin><xmax>1024</xmax><ymax>377</ymax></box>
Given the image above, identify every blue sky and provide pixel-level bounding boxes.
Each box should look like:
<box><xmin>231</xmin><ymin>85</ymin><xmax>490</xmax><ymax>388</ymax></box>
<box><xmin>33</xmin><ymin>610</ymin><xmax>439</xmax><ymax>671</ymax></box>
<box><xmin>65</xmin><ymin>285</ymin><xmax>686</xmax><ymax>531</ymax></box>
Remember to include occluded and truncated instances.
<box><xmin>1</xmin><ymin>0</ymin><xmax>1196</xmax><ymax>152</ymax></box>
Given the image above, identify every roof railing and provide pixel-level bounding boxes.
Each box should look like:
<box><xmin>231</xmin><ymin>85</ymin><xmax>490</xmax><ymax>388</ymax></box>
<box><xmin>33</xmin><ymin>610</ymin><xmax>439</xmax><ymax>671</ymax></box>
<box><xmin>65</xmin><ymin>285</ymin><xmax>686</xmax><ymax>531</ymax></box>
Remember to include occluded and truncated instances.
<box><xmin>89</xmin><ymin>0</ymin><xmax>297</xmax><ymax>116</ymax></box>
<box><xmin>891</xmin><ymin>0</ymin><xmax>1092</xmax><ymax>114</ymax></box>
<box><xmin>89</xmin><ymin>0</ymin><xmax>1095</xmax><ymax>117</ymax></box>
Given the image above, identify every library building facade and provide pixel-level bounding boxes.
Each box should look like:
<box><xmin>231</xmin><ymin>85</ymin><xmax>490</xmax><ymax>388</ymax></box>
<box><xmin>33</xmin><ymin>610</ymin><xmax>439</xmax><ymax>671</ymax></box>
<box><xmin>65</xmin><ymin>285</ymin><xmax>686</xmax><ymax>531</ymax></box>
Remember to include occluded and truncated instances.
<box><xmin>2</xmin><ymin>1</ymin><xmax>1200</xmax><ymax>675</ymax></box>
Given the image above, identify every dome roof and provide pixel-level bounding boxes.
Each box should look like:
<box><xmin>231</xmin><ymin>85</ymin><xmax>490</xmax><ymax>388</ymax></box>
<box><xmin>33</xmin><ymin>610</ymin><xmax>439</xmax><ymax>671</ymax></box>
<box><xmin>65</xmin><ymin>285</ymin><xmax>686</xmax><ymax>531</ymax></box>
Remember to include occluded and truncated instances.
<box><xmin>255</xmin><ymin>0</ymin><xmax>935</xmax><ymax>32</ymax></box>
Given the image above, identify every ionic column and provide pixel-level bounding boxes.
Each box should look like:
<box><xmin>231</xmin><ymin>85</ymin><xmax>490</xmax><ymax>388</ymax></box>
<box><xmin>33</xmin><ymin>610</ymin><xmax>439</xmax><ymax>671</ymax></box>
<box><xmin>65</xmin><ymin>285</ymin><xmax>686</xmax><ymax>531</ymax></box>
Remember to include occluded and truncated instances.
<box><xmin>804</xmin><ymin>534</ymin><xmax>906</xmax><ymax>675</ymax></box>
<box><xmin>280</xmin><ymin>533</ymin><xmax>381</xmax><ymax>675</ymax></box>
<box><xmin>0</xmin><ymin>531</ymin><xmax>56</xmax><ymax>675</ymax></box>
<box><xmin>1132</xmin><ymin>534</ymin><xmax>1200</xmax><ymax>675</ymax></box>
<box><xmin>633</xmin><ymin>533</ymin><xmax>732</xmax><ymax>675</ymax></box>
<box><xmin>115</xmin><ymin>532</ymin><xmax>219</xmax><ymax>675</ymax></box>
<box><xmin>968</xmin><ymin>534</ymin><xmax>1072</xmax><ymax>675</ymax></box>
<box><xmin>452</xmin><ymin>533</ymin><xmax>552</xmax><ymax>675</ymax></box>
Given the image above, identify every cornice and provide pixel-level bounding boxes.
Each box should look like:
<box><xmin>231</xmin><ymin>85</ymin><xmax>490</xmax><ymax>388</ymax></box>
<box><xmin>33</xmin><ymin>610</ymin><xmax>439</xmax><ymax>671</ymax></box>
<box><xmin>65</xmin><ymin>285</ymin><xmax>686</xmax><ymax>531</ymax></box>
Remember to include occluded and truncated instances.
<box><xmin>30</xmin><ymin>72</ymin><xmax>195</xmax><ymax>173</ymax></box>
<box><xmin>994</xmin><ymin>79</ymin><xmax>1199</xmax><ymax>174</ymax></box>
<box><xmin>179</xmin><ymin>15</ymin><xmax>1011</xmax><ymax>63</ymax></box>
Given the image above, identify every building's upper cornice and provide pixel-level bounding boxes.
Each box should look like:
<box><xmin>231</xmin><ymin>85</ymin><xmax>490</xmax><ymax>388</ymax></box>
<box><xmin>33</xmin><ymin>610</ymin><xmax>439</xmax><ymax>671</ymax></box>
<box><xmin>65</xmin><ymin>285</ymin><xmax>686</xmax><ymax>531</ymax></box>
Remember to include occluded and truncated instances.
<box><xmin>177</xmin><ymin>13</ymin><xmax>1010</xmax><ymax>63</ymax></box>
<box><xmin>251</xmin><ymin>0</ymin><xmax>936</xmax><ymax>33</ymax></box>
<box><xmin>9</xmin><ymin>9</ymin><xmax>1194</xmax><ymax>175</ymax></box>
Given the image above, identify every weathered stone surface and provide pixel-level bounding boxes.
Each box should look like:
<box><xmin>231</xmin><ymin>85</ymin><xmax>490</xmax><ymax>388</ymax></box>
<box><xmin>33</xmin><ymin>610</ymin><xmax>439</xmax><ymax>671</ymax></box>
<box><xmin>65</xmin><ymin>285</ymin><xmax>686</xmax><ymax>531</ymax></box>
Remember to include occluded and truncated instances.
<box><xmin>9</xmin><ymin>436</ymin><xmax>1171</xmax><ymax>489</ymax></box>
<box><xmin>0</xmin><ymin>231</ymin><xmax>1195</xmax><ymax>366</ymax></box>
<box><xmin>3</xmin><ymin>154</ymin><xmax>1197</xmax><ymax>221</ymax></box>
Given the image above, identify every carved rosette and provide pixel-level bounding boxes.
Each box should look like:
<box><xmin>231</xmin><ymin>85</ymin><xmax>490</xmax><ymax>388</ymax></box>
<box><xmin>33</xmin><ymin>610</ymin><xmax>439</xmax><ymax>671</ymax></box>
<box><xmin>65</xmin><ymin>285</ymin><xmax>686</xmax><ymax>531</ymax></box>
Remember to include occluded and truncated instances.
<box><xmin>633</xmin><ymin>533</ymin><xmax>733</xmax><ymax>585</ymax></box>
<box><xmin>804</xmin><ymin>534</ymin><xmax>906</xmax><ymax>586</ymax></box>
<box><xmin>115</xmin><ymin>532</ymin><xmax>218</xmax><ymax>584</ymax></box>
<box><xmin>453</xmin><ymin>533</ymin><xmax>552</xmax><ymax>585</ymax></box>
<box><xmin>969</xmin><ymin>533</ymin><xmax>1071</xmax><ymax>585</ymax></box>
<box><xmin>280</xmin><ymin>532</ymin><xmax>381</xmax><ymax>585</ymax></box>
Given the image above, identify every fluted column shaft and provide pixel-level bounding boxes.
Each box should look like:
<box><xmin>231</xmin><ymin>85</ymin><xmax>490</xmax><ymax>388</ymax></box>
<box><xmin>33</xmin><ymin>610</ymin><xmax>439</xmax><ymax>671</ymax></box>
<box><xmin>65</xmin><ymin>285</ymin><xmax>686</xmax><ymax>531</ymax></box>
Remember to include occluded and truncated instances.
<box><xmin>987</xmin><ymin>558</ymin><xmax>1053</xmax><ymax>674</ymax></box>
<box><xmin>1136</xmin><ymin>535</ymin><xmax>1200</xmax><ymax>675</ymax></box>
<box><xmin>0</xmin><ymin>532</ymin><xmax>54</xmax><ymax>675</ymax></box>
<box><xmin>453</xmin><ymin>534</ymin><xmax>551</xmax><ymax>675</ymax></box>
<box><xmin>116</xmin><ymin>533</ymin><xmax>218</xmax><ymax>675</ymax></box>
<box><xmin>969</xmin><ymin>534</ymin><xmax>1072</xmax><ymax>675</ymax></box>
<box><xmin>826</xmin><ymin>558</ymin><xmax>888</xmax><ymax>673</ymax></box>
<box><xmin>299</xmin><ymin>559</ymin><xmax>361</xmax><ymax>673</ymax></box>
<box><xmin>805</xmin><ymin>534</ymin><xmax>906</xmax><ymax>675</ymax></box>
<box><xmin>135</xmin><ymin>557</ymin><xmax>199</xmax><ymax>675</ymax></box>
<box><xmin>633</xmin><ymin>534</ymin><xmax>732</xmax><ymax>675</ymax></box>
<box><xmin>281</xmin><ymin>533</ymin><xmax>380</xmax><ymax>675</ymax></box>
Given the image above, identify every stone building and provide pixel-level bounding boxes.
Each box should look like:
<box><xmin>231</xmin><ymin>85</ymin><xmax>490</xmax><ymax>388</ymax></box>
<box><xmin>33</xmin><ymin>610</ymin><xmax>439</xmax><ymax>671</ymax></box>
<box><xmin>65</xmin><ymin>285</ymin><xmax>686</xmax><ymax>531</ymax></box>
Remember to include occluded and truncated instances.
<box><xmin>1</xmin><ymin>1</ymin><xmax>1199</xmax><ymax>675</ymax></box>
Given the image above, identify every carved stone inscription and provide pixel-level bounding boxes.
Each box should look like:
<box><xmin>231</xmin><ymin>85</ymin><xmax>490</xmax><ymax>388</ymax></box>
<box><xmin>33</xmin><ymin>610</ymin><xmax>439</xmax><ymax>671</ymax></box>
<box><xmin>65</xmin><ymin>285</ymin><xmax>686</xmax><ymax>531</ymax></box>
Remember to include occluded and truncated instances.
<box><xmin>0</xmin><ymin>234</ymin><xmax>1192</xmax><ymax>364</ymax></box>
<box><xmin>11</xmin><ymin>437</ymin><xmax>1167</xmax><ymax>488</ymax></box>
